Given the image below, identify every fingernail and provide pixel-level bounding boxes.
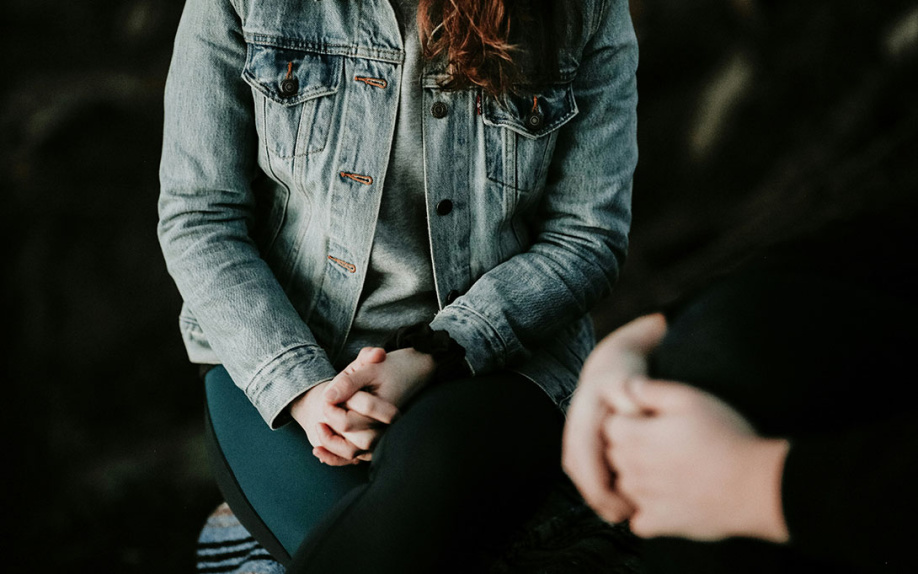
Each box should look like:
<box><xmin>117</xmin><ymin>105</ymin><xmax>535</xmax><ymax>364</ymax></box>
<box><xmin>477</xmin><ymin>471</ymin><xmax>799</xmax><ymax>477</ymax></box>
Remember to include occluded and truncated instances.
<box><xmin>325</xmin><ymin>386</ymin><xmax>340</xmax><ymax>403</ymax></box>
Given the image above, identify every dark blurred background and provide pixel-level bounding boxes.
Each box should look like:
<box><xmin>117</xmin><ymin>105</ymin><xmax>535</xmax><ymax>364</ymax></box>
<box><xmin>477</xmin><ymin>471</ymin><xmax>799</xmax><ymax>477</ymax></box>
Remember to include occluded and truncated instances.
<box><xmin>3</xmin><ymin>0</ymin><xmax>917</xmax><ymax>571</ymax></box>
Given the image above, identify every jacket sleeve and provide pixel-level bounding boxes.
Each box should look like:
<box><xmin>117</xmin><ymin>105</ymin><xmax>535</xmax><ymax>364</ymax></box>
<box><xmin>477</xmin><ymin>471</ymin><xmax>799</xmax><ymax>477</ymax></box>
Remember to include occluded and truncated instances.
<box><xmin>782</xmin><ymin>416</ymin><xmax>918</xmax><ymax>570</ymax></box>
<box><xmin>429</xmin><ymin>0</ymin><xmax>638</xmax><ymax>374</ymax></box>
<box><xmin>157</xmin><ymin>0</ymin><xmax>336</xmax><ymax>428</ymax></box>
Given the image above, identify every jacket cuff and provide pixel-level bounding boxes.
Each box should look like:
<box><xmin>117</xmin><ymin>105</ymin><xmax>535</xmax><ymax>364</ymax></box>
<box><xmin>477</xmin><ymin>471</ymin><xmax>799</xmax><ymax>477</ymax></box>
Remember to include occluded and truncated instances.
<box><xmin>429</xmin><ymin>304</ymin><xmax>516</xmax><ymax>376</ymax></box>
<box><xmin>243</xmin><ymin>344</ymin><xmax>338</xmax><ymax>429</ymax></box>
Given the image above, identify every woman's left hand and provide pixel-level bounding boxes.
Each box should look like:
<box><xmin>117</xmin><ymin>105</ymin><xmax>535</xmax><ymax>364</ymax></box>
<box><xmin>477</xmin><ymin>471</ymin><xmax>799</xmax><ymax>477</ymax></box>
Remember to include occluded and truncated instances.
<box><xmin>313</xmin><ymin>347</ymin><xmax>436</xmax><ymax>465</ymax></box>
<box><xmin>307</xmin><ymin>347</ymin><xmax>394</xmax><ymax>466</ymax></box>
<box><xmin>325</xmin><ymin>347</ymin><xmax>437</xmax><ymax>409</ymax></box>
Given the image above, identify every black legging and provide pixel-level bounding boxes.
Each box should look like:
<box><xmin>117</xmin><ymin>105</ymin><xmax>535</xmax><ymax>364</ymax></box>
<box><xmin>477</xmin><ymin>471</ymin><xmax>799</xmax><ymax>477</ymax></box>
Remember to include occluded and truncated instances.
<box><xmin>205</xmin><ymin>368</ymin><xmax>564</xmax><ymax>573</ymax></box>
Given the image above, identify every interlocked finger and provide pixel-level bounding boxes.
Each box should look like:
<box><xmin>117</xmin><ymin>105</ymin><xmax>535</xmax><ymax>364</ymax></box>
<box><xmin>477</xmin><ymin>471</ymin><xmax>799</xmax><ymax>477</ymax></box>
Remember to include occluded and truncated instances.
<box><xmin>343</xmin><ymin>429</ymin><xmax>380</xmax><ymax>452</ymax></box>
<box><xmin>316</xmin><ymin>422</ymin><xmax>365</xmax><ymax>462</ymax></box>
<box><xmin>322</xmin><ymin>402</ymin><xmax>384</xmax><ymax>451</ymax></box>
<box><xmin>345</xmin><ymin>390</ymin><xmax>400</xmax><ymax>424</ymax></box>
<box><xmin>323</xmin><ymin>401</ymin><xmax>382</xmax><ymax>433</ymax></box>
<box><xmin>313</xmin><ymin>446</ymin><xmax>360</xmax><ymax>466</ymax></box>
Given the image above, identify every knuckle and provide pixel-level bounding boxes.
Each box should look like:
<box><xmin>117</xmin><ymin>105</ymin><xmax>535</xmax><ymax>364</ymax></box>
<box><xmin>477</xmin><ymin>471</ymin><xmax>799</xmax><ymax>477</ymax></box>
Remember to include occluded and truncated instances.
<box><xmin>347</xmin><ymin>433</ymin><xmax>370</xmax><ymax>451</ymax></box>
<box><xmin>629</xmin><ymin>515</ymin><xmax>653</xmax><ymax>538</ymax></box>
<box><xmin>319</xmin><ymin>430</ymin><xmax>336</xmax><ymax>449</ymax></box>
<box><xmin>348</xmin><ymin>394</ymin><xmax>369</xmax><ymax>413</ymax></box>
<box><xmin>600</xmin><ymin>508</ymin><xmax>625</xmax><ymax>524</ymax></box>
<box><xmin>337</xmin><ymin>375</ymin><xmax>356</xmax><ymax>392</ymax></box>
<box><xmin>329</xmin><ymin>443</ymin><xmax>353</xmax><ymax>460</ymax></box>
<box><xmin>580</xmin><ymin>487</ymin><xmax>606</xmax><ymax>510</ymax></box>
<box><xmin>360</xmin><ymin>397</ymin><xmax>378</xmax><ymax>415</ymax></box>
<box><xmin>319</xmin><ymin>435</ymin><xmax>335</xmax><ymax>451</ymax></box>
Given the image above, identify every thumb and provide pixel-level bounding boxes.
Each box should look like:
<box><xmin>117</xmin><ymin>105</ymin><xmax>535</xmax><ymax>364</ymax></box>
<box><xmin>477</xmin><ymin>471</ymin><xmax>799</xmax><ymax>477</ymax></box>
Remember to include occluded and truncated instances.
<box><xmin>325</xmin><ymin>369</ymin><xmax>372</xmax><ymax>404</ymax></box>
<box><xmin>625</xmin><ymin>377</ymin><xmax>698</xmax><ymax>414</ymax></box>
<box><xmin>611</xmin><ymin>313</ymin><xmax>668</xmax><ymax>354</ymax></box>
<box><xmin>344</xmin><ymin>347</ymin><xmax>386</xmax><ymax>374</ymax></box>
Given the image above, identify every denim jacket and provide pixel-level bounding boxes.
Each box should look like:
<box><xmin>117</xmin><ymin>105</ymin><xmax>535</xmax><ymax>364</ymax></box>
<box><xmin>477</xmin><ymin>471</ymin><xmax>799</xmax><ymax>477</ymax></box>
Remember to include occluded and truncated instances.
<box><xmin>158</xmin><ymin>0</ymin><xmax>638</xmax><ymax>428</ymax></box>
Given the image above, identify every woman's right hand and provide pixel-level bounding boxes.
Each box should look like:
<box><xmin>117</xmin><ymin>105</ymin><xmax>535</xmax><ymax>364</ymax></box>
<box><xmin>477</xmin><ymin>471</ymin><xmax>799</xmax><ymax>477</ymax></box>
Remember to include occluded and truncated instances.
<box><xmin>290</xmin><ymin>349</ymin><xmax>400</xmax><ymax>466</ymax></box>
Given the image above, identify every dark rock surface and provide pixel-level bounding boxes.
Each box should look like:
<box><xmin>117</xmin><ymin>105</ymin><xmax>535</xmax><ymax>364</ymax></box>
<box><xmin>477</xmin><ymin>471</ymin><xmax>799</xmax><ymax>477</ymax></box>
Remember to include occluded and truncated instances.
<box><xmin>3</xmin><ymin>1</ymin><xmax>916</xmax><ymax>572</ymax></box>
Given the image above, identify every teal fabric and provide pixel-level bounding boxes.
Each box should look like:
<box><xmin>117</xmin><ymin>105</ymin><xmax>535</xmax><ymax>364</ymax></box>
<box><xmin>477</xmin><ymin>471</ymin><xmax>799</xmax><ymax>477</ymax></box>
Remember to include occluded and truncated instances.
<box><xmin>205</xmin><ymin>364</ymin><xmax>579</xmax><ymax>572</ymax></box>
<box><xmin>205</xmin><ymin>366</ymin><xmax>368</xmax><ymax>557</ymax></box>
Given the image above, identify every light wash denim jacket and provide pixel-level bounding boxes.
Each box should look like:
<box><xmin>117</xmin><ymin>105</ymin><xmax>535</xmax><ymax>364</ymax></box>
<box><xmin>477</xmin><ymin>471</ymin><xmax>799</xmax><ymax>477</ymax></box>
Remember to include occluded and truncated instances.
<box><xmin>158</xmin><ymin>0</ymin><xmax>638</xmax><ymax>428</ymax></box>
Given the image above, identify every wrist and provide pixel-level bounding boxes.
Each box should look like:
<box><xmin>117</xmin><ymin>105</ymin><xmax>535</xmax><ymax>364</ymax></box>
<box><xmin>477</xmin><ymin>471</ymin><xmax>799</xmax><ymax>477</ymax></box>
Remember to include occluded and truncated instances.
<box><xmin>740</xmin><ymin>437</ymin><xmax>791</xmax><ymax>543</ymax></box>
<box><xmin>399</xmin><ymin>347</ymin><xmax>437</xmax><ymax>381</ymax></box>
<box><xmin>289</xmin><ymin>380</ymin><xmax>328</xmax><ymax>422</ymax></box>
<box><xmin>384</xmin><ymin>323</ymin><xmax>469</xmax><ymax>382</ymax></box>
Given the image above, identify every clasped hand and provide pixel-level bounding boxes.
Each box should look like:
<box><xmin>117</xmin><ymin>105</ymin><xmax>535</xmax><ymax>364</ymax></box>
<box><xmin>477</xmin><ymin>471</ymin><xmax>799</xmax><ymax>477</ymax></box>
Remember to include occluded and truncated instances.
<box><xmin>562</xmin><ymin>314</ymin><xmax>790</xmax><ymax>542</ymax></box>
<box><xmin>290</xmin><ymin>346</ymin><xmax>436</xmax><ymax>466</ymax></box>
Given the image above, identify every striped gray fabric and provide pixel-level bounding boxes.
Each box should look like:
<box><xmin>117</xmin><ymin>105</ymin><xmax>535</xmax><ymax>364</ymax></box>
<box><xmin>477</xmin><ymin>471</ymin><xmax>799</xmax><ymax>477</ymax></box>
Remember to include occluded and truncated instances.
<box><xmin>196</xmin><ymin>503</ymin><xmax>286</xmax><ymax>574</ymax></box>
<box><xmin>196</xmin><ymin>486</ymin><xmax>644</xmax><ymax>574</ymax></box>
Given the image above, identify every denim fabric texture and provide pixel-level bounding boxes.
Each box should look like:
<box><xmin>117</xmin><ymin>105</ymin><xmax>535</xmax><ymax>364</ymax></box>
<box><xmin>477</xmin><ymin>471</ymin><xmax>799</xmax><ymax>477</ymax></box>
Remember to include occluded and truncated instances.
<box><xmin>158</xmin><ymin>0</ymin><xmax>638</xmax><ymax>428</ymax></box>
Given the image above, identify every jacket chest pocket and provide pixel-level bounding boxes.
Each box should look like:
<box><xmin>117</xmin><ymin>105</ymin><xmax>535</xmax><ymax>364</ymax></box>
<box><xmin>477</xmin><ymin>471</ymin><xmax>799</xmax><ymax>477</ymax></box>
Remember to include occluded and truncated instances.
<box><xmin>243</xmin><ymin>43</ymin><xmax>342</xmax><ymax>159</ymax></box>
<box><xmin>482</xmin><ymin>84</ymin><xmax>578</xmax><ymax>193</ymax></box>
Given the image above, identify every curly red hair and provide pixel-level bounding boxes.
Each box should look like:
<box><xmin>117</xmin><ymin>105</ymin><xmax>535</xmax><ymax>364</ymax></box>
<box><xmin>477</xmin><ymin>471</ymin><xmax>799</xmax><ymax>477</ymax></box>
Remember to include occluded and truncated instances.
<box><xmin>418</xmin><ymin>0</ymin><xmax>575</xmax><ymax>96</ymax></box>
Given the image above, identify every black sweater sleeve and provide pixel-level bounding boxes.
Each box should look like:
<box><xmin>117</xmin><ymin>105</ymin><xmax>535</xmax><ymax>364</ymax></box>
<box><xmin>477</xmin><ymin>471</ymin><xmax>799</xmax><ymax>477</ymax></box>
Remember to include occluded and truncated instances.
<box><xmin>647</xmin><ymin>207</ymin><xmax>918</xmax><ymax>571</ymax></box>
<box><xmin>650</xmin><ymin>213</ymin><xmax>918</xmax><ymax>571</ymax></box>
<box><xmin>783</xmin><ymin>414</ymin><xmax>918</xmax><ymax>571</ymax></box>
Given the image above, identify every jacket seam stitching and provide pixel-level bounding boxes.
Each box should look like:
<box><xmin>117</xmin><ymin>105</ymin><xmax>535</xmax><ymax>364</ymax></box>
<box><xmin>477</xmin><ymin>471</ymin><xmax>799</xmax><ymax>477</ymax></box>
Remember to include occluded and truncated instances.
<box><xmin>596</xmin><ymin>0</ymin><xmax>610</xmax><ymax>37</ymax></box>
<box><xmin>243</xmin><ymin>34</ymin><xmax>404</xmax><ymax>63</ymax></box>
<box><xmin>245</xmin><ymin>343</ymin><xmax>327</xmax><ymax>395</ymax></box>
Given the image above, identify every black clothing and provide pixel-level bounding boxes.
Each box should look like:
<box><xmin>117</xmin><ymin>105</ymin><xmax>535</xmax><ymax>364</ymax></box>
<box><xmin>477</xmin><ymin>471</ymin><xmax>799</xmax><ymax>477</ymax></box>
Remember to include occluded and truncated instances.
<box><xmin>644</xmin><ymin>212</ymin><xmax>918</xmax><ymax>573</ymax></box>
<box><xmin>205</xmin><ymin>369</ymin><xmax>565</xmax><ymax>574</ymax></box>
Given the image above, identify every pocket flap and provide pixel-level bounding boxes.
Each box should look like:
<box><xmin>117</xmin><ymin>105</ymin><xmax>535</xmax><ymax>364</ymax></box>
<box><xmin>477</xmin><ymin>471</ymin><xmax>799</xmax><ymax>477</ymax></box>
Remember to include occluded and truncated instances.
<box><xmin>243</xmin><ymin>43</ymin><xmax>342</xmax><ymax>106</ymax></box>
<box><xmin>482</xmin><ymin>84</ymin><xmax>578</xmax><ymax>139</ymax></box>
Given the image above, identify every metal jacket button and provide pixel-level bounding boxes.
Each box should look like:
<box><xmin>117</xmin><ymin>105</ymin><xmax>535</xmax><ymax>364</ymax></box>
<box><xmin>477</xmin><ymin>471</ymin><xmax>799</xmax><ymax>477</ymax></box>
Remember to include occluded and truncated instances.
<box><xmin>280</xmin><ymin>78</ymin><xmax>298</xmax><ymax>97</ymax></box>
<box><xmin>431</xmin><ymin>101</ymin><xmax>448</xmax><ymax>118</ymax></box>
<box><xmin>526</xmin><ymin>111</ymin><xmax>544</xmax><ymax>130</ymax></box>
<box><xmin>446</xmin><ymin>289</ymin><xmax>460</xmax><ymax>304</ymax></box>
<box><xmin>436</xmin><ymin>199</ymin><xmax>453</xmax><ymax>216</ymax></box>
